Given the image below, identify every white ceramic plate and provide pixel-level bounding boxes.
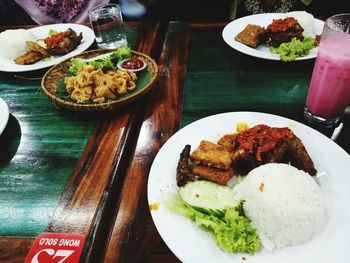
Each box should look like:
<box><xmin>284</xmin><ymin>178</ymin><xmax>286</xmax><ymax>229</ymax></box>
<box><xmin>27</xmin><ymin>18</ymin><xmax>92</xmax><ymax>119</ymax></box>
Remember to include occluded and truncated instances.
<box><xmin>222</xmin><ymin>13</ymin><xmax>324</xmax><ymax>61</ymax></box>
<box><xmin>0</xmin><ymin>23</ymin><xmax>95</xmax><ymax>72</ymax></box>
<box><xmin>148</xmin><ymin>112</ymin><xmax>350</xmax><ymax>263</ymax></box>
<box><xmin>0</xmin><ymin>98</ymin><xmax>9</xmax><ymax>135</ymax></box>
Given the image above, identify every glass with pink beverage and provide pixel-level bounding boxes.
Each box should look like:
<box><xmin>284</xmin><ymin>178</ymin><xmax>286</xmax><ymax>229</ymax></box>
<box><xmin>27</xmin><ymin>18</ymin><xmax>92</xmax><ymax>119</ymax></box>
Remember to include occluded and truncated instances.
<box><xmin>304</xmin><ymin>14</ymin><xmax>350</xmax><ymax>127</ymax></box>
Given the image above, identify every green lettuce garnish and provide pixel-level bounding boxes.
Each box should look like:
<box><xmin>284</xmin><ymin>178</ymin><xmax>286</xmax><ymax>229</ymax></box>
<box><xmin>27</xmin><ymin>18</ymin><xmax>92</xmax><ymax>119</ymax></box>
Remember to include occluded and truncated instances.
<box><xmin>164</xmin><ymin>193</ymin><xmax>261</xmax><ymax>255</ymax></box>
<box><xmin>68</xmin><ymin>45</ymin><xmax>132</xmax><ymax>75</ymax></box>
<box><xmin>69</xmin><ymin>58</ymin><xmax>88</xmax><ymax>76</ymax></box>
<box><xmin>48</xmin><ymin>29</ymin><xmax>58</xmax><ymax>36</ymax></box>
<box><xmin>270</xmin><ymin>37</ymin><xmax>316</xmax><ymax>62</ymax></box>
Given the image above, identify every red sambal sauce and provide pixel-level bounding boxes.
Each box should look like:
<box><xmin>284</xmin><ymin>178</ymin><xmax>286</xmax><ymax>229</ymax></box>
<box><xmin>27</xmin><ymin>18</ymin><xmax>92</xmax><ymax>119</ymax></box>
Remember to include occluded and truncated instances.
<box><xmin>235</xmin><ymin>124</ymin><xmax>294</xmax><ymax>161</ymax></box>
<box><xmin>44</xmin><ymin>31</ymin><xmax>67</xmax><ymax>48</ymax></box>
<box><xmin>121</xmin><ymin>57</ymin><xmax>144</xmax><ymax>70</ymax></box>
<box><xmin>267</xmin><ymin>17</ymin><xmax>299</xmax><ymax>32</ymax></box>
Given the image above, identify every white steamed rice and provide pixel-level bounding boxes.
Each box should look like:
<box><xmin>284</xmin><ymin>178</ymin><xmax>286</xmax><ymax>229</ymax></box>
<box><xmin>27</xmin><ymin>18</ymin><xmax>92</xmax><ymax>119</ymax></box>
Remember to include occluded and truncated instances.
<box><xmin>287</xmin><ymin>11</ymin><xmax>317</xmax><ymax>37</ymax></box>
<box><xmin>0</xmin><ymin>29</ymin><xmax>37</xmax><ymax>59</ymax></box>
<box><xmin>235</xmin><ymin>163</ymin><xmax>327</xmax><ymax>251</ymax></box>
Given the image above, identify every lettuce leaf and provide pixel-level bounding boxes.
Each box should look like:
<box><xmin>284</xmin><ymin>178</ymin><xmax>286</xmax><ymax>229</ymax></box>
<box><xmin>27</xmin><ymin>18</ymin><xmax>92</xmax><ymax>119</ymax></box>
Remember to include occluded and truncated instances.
<box><xmin>68</xmin><ymin>44</ymin><xmax>132</xmax><ymax>75</ymax></box>
<box><xmin>48</xmin><ymin>29</ymin><xmax>58</xmax><ymax>36</ymax></box>
<box><xmin>164</xmin><ymin>193</ymin><xmax>261</xmax><ymax>255</ymax></box>
<box><xmin>69</xmin><ymin>58</ymin><xmax>87</xmax><ymax>76</ymax></box>
<box><xmin>270</xmin><ymin>37</ymin><xmax>316</xmax><ymax>62</ymax></box>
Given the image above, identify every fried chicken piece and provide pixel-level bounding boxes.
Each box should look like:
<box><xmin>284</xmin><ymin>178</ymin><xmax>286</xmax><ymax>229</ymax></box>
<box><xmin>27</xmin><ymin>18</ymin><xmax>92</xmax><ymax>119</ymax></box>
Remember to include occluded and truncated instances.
<box><xmin>217</xmin><ymin>133</ymin><xmax>236</xmax><ymax>152</ymax></box>
<box><xmin>176</xmin><ymin>145</ymin><xmax>197</xmax><ymax>187</ymax></box>
<box><xmin>14</xmin><ymin>41</ymin><xmax>49</xmax><ymax>65</ymax></box>
<box><xmin>49</xmin><ymin>28</ymin><xmax>83</xmax><ymax>55</ymax></box>
<box><xmin>286</xmin><ymin>136</ymin><xmax>317</xmax><ymax>176</ymax></box>
<box><xmin>232</xmin><ymin>125</ymin><xmax>294</xmax><ymax>163</ymax></box>
<box><xmin>235</xmin><ymin>24</ymin><xmax>267</xmax><ymax>48</ymax></box>
<box><xmin>190</xmin><ymin>140</ymin><xmax>233</xmax><ymax>170</ymax></box>
<box><xmin>263</xmin><ymin>17</ymin><xmax>304</xmax><ymax>47</ymax></box>
<box><xmin>14</xmin><ymin>51</ymin><xmax>43</xmax><ymax>65</ymax></box>
<box><xmin>192</xmin><ymin>165</ymin><xmax>234</xmax><ymax>185</ymax></box>
<box><xmin>26</xmin><ymin>41</ymin><xmax>49</xmax><ymax>58</ymax></box>
<box><xmin>231</xmin><ymin>125</ymin><xmax>317</xmax><ymax>176</ymax></box>
<box><xmin>264</xmin><ymin>140</ymin><xmax>289</xmax><ymax>163</ymax></box>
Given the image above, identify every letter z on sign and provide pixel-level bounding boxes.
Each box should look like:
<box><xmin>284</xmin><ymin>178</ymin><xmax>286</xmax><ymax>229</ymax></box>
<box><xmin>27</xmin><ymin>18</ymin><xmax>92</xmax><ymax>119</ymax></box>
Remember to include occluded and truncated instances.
<box><xmin>25</xmin><ymin>233</ymin><xmax>85</xmax><ymax>263</ymax></box>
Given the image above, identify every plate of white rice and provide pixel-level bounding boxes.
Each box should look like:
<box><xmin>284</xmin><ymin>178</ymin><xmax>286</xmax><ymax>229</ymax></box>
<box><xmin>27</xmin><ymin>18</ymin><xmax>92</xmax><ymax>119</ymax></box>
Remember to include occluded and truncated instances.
<box><xmin>148</xmin><ymin>111</ymin><xmax>350</xmax><ymax>263</ymax></box>
<box><xmin>222</xmin><ymin>12</ymin><xmax>324</xmax><ymax>61</ymax></box>
<box><xmin>0</xmin><ymin>23</ymin><xmax>94</xmax><ymax>72</ymax></box>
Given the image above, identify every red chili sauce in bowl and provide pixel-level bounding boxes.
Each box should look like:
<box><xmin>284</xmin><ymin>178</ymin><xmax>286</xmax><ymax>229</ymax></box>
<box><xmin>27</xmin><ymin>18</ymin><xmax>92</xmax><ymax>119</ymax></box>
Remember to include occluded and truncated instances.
<box><xmin>121</xmin><ymin>57</ymin><xmax>144</xmax><ymax>70</ymax></box>
<box><xmin>118</xmin><ymin>57</ymin><xmax>146</xmax><ymax>73</ymax></box>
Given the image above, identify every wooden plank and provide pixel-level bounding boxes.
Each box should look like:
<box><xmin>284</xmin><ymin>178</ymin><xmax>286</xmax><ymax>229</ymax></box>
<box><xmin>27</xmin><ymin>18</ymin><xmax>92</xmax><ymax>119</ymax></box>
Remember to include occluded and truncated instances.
<box><xmin>0</xmin><ymin>237</ymin><xmax>34</xmax><ymax>263</ymax></box>
<box><xmin>103</xmin><ymin>21</ymin><xmax>190</xmax><ymax>263</ymax></box>
<box><xmin>82</xmin><ymin>22</ymin><xmax>161</xmax><ymax>263</ymax></box>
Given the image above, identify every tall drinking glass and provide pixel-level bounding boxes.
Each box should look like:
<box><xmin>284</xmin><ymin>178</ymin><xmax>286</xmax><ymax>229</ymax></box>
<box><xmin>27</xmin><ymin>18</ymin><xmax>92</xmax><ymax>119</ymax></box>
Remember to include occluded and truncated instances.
<box><xmin>304</xmin><ymin>14</ymin><xmax>350</xmax><ymax>127</ymax></box>
<box><xmin>89</xmin><ymin>4</ymin><xmax>127</xmax><ymax>49</ymax></box>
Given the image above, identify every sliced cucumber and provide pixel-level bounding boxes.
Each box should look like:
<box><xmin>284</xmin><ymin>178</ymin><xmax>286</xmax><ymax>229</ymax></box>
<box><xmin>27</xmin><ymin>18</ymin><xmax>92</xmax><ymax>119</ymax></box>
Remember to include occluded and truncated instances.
<box><xmin>179</xmin><ymin>181</ymin><xmax>240</xmax><ymax>211</ymax></box>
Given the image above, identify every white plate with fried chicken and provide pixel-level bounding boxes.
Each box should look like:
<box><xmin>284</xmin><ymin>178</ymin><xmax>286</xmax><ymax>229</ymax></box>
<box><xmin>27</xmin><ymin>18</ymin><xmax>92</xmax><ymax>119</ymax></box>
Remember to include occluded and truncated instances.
<box><xmin>222</xmin><ymin>13</ymin><xmax>324</xmax><ymax>61</ymax></box>
<box><xmin>148</xmin><ymin>111</ymin><xmax>350</xmax><ymax>263</ymax></box>
<box><xmin>0</xmin><ymin>23</ymin><xmax>94</xmax><ymax>72</ymax></box>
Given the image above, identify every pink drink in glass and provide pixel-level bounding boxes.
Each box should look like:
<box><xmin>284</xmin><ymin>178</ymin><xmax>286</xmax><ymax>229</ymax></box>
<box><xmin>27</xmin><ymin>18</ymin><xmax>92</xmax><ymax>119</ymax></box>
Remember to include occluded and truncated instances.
<box><xmin>305</xmin><ymin>14</ymin><xmax>350</xmax><ymax>126</ymax></box>
<box><xmin>306</xmin><ymin>35</ymin><xmax>350</xmax><ymax>117</ymax></box>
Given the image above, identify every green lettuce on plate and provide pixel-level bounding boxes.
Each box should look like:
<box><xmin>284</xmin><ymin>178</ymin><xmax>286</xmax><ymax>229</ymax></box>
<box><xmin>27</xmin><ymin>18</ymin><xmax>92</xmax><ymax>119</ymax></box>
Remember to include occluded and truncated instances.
<box><xmin>164</xmin><ymin>181</ymin><xmax>261</xmax><ymax>255</ymax></box>
<box><xmin>270</xmin><ymin>37</ymin><xmax>316</xmax><ymax>62</ymax></box>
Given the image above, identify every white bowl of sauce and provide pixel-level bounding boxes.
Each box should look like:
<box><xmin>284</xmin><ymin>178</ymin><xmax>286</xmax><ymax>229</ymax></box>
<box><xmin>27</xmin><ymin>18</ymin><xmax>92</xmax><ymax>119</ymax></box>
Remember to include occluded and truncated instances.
<box><xmin>117</xmin><ymin>57</ymin><xmax>146</xmax><ymax>73</ymax></box>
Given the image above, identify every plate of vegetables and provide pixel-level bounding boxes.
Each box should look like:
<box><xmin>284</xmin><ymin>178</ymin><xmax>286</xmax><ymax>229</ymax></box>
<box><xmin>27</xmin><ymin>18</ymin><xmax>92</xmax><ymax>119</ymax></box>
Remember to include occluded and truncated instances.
<box><xmin>41</xmin><ymin>45</ymin><xmax>158</xmax><ymax>111</ymax></box>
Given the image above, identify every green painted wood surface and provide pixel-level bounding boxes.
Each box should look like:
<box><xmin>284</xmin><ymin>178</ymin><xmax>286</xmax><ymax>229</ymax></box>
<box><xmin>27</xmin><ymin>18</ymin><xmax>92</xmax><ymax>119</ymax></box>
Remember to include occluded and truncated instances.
<box><xmin>181</xmin><ymin>24</ymin><xmax>350</xmax><ymax>153</ymax></box>
<box><xmin>0</xmin><ymin>81</ymin><xmax>93</xmax><ymax>237</ymax></box>
<box><xmin>0</xmin><ymin>28</ymin><xmax>138</xmax><ymax>237</ymax></box>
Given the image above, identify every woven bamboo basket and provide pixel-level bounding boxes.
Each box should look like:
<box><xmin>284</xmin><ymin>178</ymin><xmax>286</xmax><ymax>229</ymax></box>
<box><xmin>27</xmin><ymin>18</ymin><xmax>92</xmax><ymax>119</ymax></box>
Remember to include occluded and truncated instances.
<box><xmin>41</xmin><ymin>49</ymin><xmax>158</xmax><ymax>111</ymax></box>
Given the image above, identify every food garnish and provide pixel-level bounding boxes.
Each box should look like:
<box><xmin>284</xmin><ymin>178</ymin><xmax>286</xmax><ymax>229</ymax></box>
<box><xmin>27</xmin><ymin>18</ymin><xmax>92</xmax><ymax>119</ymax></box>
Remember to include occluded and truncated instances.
<box><xmin>269</xmin><ymin>36</ymin><xmax>316</xmax><ymax>62</ymax></box>
<box><xmin>68</xmin><ymin>45</ymin><xmax>132</xmax><ymax>75</ymax></box>
<box><xmin>149</xmin><ymin>202</ymin><xmax>160</xmax><ymax>211</ymax></box>
<box><xmin>259</xmin><ymin>182</ymin><xmax>264</xmax><ymax>192</ymax></box>
<box><xmin>165</xmin><ymin>181</ymin><xmax>261</xmax><ymax>255</ymax></box>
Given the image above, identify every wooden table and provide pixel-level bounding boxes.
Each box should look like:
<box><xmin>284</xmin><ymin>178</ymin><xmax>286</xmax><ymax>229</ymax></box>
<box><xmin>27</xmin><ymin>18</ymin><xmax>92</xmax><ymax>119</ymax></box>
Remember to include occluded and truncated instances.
<box><xmin>0</xmin><ymin>21</ymin><xmax>349</xmax><ymax>263</ymax></box>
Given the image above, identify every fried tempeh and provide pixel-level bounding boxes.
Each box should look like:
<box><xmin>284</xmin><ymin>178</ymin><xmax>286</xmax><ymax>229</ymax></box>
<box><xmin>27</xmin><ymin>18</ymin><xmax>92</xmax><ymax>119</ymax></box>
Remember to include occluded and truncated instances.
<box><xmin>190</xmin><ymin>140</ymin><xmax>233</xmax><ymax>170</ymax></box>
<box><xmin>192</xmin><ymin>165</ymin><xmax>234</xmax><ymax>185</ymax></box>
<box><xmin>235</xmin><ymin>24</ymin><xmax>267</xmax><ymax>48</ymax></box>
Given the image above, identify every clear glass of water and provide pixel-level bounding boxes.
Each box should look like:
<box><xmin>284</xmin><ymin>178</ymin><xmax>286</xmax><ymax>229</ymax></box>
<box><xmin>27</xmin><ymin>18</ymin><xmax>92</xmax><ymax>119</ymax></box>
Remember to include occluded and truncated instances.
<box><xmin>89</xmin><ymin>3</ymin><xmax>128</xmax><ymax>49</ymax></box>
